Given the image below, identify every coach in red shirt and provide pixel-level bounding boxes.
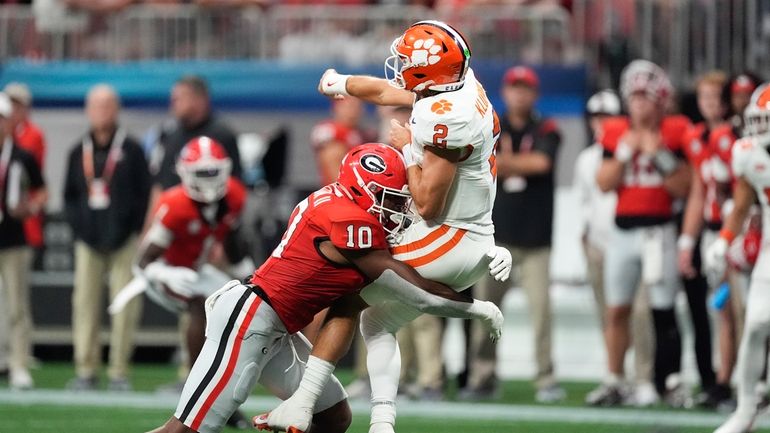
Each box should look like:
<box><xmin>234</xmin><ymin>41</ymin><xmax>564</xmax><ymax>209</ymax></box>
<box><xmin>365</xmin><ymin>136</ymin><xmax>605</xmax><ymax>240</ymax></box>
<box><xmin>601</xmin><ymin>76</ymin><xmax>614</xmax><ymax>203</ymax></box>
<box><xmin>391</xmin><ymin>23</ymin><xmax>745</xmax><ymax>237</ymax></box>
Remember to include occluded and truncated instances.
<box><xmin>5</xmin><ymin>83</ymin><xmax>45</xmax><ymax>249</ymax></box>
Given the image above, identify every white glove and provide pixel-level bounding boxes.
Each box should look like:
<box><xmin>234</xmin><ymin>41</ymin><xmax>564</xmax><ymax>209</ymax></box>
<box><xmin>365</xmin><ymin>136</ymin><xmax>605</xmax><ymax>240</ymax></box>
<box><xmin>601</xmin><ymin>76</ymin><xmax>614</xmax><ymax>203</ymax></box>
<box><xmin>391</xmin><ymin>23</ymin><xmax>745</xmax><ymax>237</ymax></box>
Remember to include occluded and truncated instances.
<box><xmin>704</xmin><ymin>237</ymin><xmax>729</xmax><ymax>286</ymax></box>
<box><xmin>318</xmin><ymin>68</ymin><xmax>350</xmax><ymax>98</ymax></box>
<box><xmin>143</xmin><ymin>262</ymin><xmax>199</xmax><ymax>298</ymax></box>
<box><xmin>487</xmin><ymin>246</ymin><xmax>512</xmax><ymax>282</ymax></box>
<box><xmin>476</xmin><ymin>300</ymin><xmax>504</xmax><ymax>342</ymax></box>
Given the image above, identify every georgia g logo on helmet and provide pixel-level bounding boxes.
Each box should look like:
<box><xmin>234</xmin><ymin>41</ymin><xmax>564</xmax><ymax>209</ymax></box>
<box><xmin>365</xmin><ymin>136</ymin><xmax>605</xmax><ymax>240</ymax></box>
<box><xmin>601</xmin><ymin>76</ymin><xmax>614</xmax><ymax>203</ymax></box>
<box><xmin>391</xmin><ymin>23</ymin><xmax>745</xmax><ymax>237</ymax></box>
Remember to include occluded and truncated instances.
<box><xmin>360</xmin><ymin>154</ymin><xmax>387</xmax><ymax>174</ymax></box>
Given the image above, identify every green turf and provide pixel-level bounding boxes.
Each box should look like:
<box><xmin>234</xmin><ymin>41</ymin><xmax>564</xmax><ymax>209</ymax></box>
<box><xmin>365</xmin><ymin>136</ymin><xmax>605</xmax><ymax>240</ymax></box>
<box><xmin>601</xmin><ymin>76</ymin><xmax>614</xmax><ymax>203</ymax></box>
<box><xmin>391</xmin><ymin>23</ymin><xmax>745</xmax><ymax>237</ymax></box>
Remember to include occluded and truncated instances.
<box><xmin>3</xmin><ymin>363</ymin><xmax>767</xmax><ymax>433</ymax></box>
<box><xmin>0</xmin><ymin>404</ymin><xmax>717</xmax><ymax>433</ymax></box>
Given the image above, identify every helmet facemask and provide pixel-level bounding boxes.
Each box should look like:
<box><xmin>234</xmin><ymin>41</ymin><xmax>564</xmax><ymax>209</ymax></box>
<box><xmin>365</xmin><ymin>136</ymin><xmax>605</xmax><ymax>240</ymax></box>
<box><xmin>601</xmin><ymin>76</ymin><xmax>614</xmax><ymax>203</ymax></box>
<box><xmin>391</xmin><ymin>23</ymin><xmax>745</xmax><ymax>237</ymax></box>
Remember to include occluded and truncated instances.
<box><xmin>349</xmin><ymin>163</ymin><xmax>413</xmax><ymax>241</ymax></box>
<box><xmin>384</xmin><ymin>38</ymin><xmax>410</xmax><ymax>90</ymax></box>
<box><xmin>178</xmin><ymin>158</ymin><xmax>232</xmax><ymax>203</ymax></box>
<box><xmin>745</xmin><ymin>107</ymin><xmax>770</xmax><ymax>147</ymax></box>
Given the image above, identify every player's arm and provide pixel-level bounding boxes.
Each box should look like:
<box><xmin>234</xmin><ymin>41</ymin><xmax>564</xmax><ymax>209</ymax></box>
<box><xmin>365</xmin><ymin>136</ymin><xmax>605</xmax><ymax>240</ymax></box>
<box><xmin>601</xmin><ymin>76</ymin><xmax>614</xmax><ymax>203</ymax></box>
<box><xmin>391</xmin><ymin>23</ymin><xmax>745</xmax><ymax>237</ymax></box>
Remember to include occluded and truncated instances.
<box><xmin>596</xmin><ymin>152</ymin><xmax>625</xmax><ymax>193</ymax></box>
<box><xmin>405</xmin><ymin>146</ymin><xmax>459</xmax><ymax>220</ymax></box>
<box><xmin>319</xmin><ymin>69</ymin><xmax>414</xmax><ymax>107</ymax></box>
<box><xmin>137</xmin><ymin>212</ymin><xmax>199</xmax><ymax>295</ymax></box>
<box><xmin>340</xmin><ymin>247</ymin><xmax>501</xmax><ymax>326</ymax></box>
<box><xmin>678</xmin><ymin>169</ymin><xmax>705</xmax><ymax>277</ymax></box>
<box><xmin>721</xmin><ymin>177</ymin><xmax>756</xmax><ymax>243</ymax></box>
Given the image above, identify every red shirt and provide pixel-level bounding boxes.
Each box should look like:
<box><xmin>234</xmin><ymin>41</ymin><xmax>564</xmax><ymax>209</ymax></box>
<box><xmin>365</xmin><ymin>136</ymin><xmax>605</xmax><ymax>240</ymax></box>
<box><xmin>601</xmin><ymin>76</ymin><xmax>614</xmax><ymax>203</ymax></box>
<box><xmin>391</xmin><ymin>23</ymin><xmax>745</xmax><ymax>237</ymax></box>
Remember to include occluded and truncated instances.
<box><xmin>154</xmin><ymin>178</ymin><xmax>246</xmax><ymax>269</ymax></box>
<box><xmin>683</xmin><ymin>123</ymin><xmax>738</xmax><ymax>227</ymax></box>
<box><xmin>311</xmin><ymin>120</ymin><xmax>365</xmax><ymax>185</ymax></box>
<box><xmin>251</xmin><ymin>184</ymin><xmax>388</xmax><ymax>333</ymax></box>
<box><xmin>14</xmin><ymin>119</ymin><xmax>46</xmax><ymax>248</ymax></box>
<box><xmin>601</xmin><ymin>115</ymin><xmax>690</xmax><ymax>227</ymax></box>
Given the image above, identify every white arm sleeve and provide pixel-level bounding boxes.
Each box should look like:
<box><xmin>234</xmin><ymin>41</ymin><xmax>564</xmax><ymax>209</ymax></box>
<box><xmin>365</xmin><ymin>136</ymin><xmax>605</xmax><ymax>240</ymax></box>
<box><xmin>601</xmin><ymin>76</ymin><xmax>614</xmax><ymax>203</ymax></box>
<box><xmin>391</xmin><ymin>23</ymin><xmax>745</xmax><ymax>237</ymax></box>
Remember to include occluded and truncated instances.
<box><xmin>373</xmin><ymin>269</ymin><xmax>490</xmax><ymax>320</ymax></box>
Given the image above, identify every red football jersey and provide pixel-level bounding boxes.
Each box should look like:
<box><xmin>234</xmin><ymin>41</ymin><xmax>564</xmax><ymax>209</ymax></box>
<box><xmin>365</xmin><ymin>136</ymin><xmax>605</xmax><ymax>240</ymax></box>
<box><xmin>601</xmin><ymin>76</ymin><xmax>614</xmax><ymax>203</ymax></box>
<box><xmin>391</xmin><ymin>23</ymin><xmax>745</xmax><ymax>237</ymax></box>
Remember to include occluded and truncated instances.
<box><xmin>683</xmin><ymin>123</ymin><xmax>738</xmax><ymax>226</ymax></box>
<box><xmin>14</xmin><ymin>120</ymin><xmax>46</xmax><ymax>248</ymax></box>
<box><xmin>250</xmin><ymin>184</ymin><xmax>389</xmax><ymax>334</ymax></box>
<box><xmin>153</xmin><ymin>178</ymin><xmax>246</xmax><ymax>268</ymax></box>
<box><xmin>601</xmin><ymin>115</ymin><xmax>690</xmax><ymax>225</ymax></box>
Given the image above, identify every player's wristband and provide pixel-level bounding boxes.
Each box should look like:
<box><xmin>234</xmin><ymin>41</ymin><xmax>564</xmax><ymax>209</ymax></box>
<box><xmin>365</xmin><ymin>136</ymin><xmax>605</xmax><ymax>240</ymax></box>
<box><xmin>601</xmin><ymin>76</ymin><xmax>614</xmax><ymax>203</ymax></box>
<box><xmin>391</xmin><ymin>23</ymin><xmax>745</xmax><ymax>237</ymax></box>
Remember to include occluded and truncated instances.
<box><xmin>322</xmin><ymin>71</ymin><xmax>350</xmax><ymax>96</ymax></box>
<box><xmin>677</xmin><ymin>234</ymin><xmax>695</xmax><ymax>251</ymax></box>
<box><xmin>401</xmin><ymin>144</ymin><xmax>418</xmax><ymax>168</ymax></box>
<box><xmin>615</xmin><ymin>141</ymin><xmax>633</xmax><ymax>163</ymax></box>
<box><xmin>652</xmin><ymin>149</ymin><xmax>679</xmax><ymax>176</ymax></box>
<box><xmin>719</xmin><ymin>228</ymin><xmax>736</xmax><ymax>243</ymax></box>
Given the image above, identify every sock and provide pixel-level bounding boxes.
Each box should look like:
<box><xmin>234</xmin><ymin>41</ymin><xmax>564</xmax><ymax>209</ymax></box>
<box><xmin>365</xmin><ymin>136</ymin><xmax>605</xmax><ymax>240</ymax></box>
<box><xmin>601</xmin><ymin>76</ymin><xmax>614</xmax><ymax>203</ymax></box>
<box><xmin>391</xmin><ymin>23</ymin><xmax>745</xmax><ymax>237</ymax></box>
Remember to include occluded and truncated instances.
<box><xmin>294</xmin><ymin>355</ymin><xmax>335</xmax><ymax>410</ymax></box>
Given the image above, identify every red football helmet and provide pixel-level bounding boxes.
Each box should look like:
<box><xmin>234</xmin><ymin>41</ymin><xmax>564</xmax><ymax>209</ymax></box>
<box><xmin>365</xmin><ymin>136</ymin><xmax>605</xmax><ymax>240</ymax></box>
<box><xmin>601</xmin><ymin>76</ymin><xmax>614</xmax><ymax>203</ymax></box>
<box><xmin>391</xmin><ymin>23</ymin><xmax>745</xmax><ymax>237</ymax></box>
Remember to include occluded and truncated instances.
<box><xmin>176</xmin><ymin>136</ymin><xmax>232</xmax><ymax>203</ymax></box>
<box><xmin>385</xmin><ymin>20</ymin><xmax>471</xmax><ymax>93</ymax></box>
<box><xmin>337</xmin><ymin>143</ymin><xmax>412</xmax><ymax>236</ymax></box>
<box><xmin>744</xmin><ymin>83</ymin><xmax>770</xmax><ymax>147</ymax></box>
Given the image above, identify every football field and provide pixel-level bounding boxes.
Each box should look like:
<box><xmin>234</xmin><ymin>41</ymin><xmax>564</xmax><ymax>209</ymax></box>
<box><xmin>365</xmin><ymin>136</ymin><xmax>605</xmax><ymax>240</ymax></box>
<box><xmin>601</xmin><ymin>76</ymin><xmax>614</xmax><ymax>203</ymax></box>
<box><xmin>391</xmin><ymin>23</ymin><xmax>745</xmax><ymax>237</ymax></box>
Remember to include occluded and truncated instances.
<box><xmin>2</xmin><ymin>363</ymin><xmax>768</xmax><ymax>433</ymax></box>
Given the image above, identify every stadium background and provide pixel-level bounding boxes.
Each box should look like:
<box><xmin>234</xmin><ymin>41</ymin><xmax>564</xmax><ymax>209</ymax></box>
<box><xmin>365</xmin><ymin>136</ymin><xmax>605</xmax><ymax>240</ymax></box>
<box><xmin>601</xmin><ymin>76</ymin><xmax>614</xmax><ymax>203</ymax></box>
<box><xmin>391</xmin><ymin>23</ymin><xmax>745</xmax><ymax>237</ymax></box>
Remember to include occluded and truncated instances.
<box><xmin>1</xmin><ymin>1</ymin><xmax>769</xmax><ymax>432</ymax></box>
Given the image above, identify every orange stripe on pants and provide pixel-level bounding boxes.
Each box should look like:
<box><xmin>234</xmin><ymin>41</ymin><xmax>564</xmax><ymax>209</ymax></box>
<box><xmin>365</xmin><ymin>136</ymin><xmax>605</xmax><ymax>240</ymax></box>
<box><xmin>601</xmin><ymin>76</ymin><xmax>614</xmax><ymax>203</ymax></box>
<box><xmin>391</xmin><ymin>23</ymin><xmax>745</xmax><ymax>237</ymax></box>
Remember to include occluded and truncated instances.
<box><xmin>391</xmin><ymin>225</ymin><xmax>451</xmax><ymax>255</ymax></box>
<box><xmin>403</xmin><ymin>229</ymin><xmax>467</xmax><ymax>268</ymax></box>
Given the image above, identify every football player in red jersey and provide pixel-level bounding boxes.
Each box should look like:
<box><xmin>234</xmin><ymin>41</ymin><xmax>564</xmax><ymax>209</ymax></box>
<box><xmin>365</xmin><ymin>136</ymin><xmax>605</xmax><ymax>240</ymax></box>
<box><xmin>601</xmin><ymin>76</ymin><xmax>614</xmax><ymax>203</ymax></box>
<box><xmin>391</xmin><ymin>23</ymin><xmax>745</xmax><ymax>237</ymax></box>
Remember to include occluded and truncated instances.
<box><xmin>147</xmin><ymin>143</ymin><xmax>504</xmax><ymax>433</ymax></box>
<box><xmin>110</xmin><ymin>136</ymin><xmax>253</xmax><ymax>427</ymax></box>
<box><xmin>678</xmin><ymin>71</ymin><xmax>742</xmax><ymax>409</ymax></box>
<box><xmin>587</xmin><ymin>60</ymin><xmax>692</xmax><ymax>406</ymax></box>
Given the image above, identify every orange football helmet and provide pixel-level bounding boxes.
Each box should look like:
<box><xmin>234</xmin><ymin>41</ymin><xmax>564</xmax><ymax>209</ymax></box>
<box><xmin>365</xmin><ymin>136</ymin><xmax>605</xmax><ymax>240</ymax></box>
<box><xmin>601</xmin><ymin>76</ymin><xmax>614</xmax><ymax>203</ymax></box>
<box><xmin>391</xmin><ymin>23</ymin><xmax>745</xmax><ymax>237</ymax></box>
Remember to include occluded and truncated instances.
<box><xmin>744</xmin><ymin>83</ymin><xmax>770</xmax><ymax>147</ymax></box>
<box><xmin>384</xmin><ymin>20</ymin><xmax>471</xmax><ymax>93</ymax></box>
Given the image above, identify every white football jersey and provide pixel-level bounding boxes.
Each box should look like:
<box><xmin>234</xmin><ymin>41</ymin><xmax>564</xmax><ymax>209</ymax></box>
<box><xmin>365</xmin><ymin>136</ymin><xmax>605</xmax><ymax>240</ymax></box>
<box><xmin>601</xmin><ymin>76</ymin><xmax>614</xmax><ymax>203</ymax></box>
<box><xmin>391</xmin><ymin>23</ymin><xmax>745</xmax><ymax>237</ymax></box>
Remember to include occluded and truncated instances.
<box><xmin>409</xmin><ymin>68</ymin><xmax>498</xmax><ymax>235</ymax></box>
<box><xmin>732</xmin><ymin>137</ymin><xmax>770</xmax><ymax>243</ymax></box>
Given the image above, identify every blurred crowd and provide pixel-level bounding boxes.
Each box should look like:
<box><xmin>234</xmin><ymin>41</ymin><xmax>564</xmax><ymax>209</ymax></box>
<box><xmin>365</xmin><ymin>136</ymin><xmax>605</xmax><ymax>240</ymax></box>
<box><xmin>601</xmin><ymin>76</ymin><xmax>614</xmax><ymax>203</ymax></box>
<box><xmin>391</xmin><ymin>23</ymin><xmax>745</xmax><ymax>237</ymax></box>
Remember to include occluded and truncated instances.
<box><xmin>0</xmin><ymin>56</ymin><xmax>767</xmax><ymax>424</ymax></box>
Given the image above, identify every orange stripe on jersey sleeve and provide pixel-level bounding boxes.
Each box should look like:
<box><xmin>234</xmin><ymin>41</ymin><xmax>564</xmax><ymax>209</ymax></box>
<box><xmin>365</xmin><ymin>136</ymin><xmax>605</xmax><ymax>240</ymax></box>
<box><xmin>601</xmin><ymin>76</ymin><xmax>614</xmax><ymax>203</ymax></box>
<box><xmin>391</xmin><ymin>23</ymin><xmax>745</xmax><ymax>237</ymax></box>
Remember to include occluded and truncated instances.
<box><xmin>403</xmin><ymin>229</ymin><xmax>467</xmax><ymax>268</ymax></box>
<box><xmin>390</xmin><ymin>225</ymin><xmax>451</xmax><ymax>255</ymax></box>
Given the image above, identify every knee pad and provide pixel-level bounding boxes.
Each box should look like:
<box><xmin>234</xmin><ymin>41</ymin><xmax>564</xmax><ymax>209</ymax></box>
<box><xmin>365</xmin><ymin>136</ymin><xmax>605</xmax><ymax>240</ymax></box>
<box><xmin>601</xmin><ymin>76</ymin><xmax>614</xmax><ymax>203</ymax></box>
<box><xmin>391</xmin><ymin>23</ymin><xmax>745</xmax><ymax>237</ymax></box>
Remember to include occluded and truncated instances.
<box><xmin>232</xmin><ymin>362</ymin><xmax>259</xmax><ymax>404</ymax></box>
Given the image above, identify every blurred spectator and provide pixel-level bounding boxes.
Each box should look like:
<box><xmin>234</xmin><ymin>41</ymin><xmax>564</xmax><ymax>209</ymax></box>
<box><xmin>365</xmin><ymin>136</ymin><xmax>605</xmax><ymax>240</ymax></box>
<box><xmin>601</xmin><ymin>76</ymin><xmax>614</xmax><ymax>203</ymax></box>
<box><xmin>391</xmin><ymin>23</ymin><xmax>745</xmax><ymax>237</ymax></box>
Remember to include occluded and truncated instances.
<box><xmin>723</xmin><ymin>72</ymin><xmax>763</xmax><ymax>133</ymax></box>
<box><xmin>63</xmin><ymin>84</ymin><xmax>150</xmax><ymax>391</ymax></box>
<box><xmin>463</xmin><ymin>66</ymin><xmax>564</xmax><ymax>403</ymax></box>
<box><xmin>679</xmin><ymin>71</ymin><xmax>736</xmax><ymax>410</ymax></box>
<box><xmin>4</xmin><ymin>83</ymin><xmax>46</xmax><ymax>252</ymax></box>
<box><xmin>384</xmin><ymin>105</ymin><xmax>446</xmax><ymax>400</ymax></box>
<box><xmin>589</xmin><ymin>60</ymin><xmax>690</xmax><ymax>407</ymax></box>
<box><xmin>149</xmin><ymin>75</ymin><xmax>241</xmax><ymax>193</ymax></box>
<box><xmin>0</xmin><ymin>92</ymin><xmax>47</xmax><ymax>390</ymax></box>
<box><xmin>310</xmin><ymin>97</ymin><xmax>370</xmax><ymax>186</ymax></box>
<box><xmin>576</xmin><ymin>89</ymin><xmax>656</xmax><ymax>407</ymax></box>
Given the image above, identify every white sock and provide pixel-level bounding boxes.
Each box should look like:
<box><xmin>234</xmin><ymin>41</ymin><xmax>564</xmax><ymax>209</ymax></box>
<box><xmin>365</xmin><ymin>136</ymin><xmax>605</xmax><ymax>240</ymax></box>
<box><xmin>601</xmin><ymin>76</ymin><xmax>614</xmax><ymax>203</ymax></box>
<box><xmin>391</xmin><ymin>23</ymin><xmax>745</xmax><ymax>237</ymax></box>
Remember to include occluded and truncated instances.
<box><xmin>293</xmin><ymin>355</ymin><xmax>335</xmax><ymax>410</ymax></box>
<box><xmin>735</xmin><ymin>320</ymin><xmax>770</xmax><ymax>414</ymax></box>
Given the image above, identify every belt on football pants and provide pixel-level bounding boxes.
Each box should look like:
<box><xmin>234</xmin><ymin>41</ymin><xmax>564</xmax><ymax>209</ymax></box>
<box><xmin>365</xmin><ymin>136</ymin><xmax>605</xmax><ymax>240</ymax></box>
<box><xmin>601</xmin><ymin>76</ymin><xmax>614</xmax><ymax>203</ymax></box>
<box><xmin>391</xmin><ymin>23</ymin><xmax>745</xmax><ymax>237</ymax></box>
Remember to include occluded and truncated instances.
<box><xmin>243</xmin><ymin>282</ymin><xmax>274</xmax><ymax>310</ymax></box>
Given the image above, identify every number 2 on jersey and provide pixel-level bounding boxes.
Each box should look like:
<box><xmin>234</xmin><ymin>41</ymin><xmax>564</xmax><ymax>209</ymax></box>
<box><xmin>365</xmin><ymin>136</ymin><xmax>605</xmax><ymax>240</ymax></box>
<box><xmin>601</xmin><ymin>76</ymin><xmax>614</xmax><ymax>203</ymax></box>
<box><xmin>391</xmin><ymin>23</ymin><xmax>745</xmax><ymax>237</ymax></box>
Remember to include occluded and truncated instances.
<box><xmin>433</xmin><ymin>124</ymin><xmax>448</xmax><ymax>148</ymax></box>
<box><xmin>346</xmin><ymin>224</ymin><xmax>372</xmax><ymax>248</ymax></box>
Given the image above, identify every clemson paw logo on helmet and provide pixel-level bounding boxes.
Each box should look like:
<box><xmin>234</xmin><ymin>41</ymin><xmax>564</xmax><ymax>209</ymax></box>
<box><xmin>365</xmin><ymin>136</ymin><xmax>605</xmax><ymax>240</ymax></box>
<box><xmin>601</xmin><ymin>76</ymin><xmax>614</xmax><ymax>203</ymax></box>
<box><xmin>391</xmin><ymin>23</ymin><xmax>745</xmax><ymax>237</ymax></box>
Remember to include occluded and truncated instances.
<box><xmin>431</xmin><ymin>99</ymin><xmax>453</xmax><ymax>114</ymax></box>
<box><xmin>410</xmin><ymin>39</ymin><xmax>442</xmax><ymax>66</ymax></box>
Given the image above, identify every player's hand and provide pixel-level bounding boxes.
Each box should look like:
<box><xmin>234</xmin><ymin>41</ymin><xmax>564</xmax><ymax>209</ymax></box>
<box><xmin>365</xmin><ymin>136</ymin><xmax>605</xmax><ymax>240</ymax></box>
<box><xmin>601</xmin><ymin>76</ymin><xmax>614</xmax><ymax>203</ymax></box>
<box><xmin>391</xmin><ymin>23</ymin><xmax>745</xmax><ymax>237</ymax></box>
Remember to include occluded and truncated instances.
<box><xmin>389</xmin><ymin>119</ymin><xmax>411</xmax><ymax>151</ymax></box>
<box><xmin>704</xmin><ymin>237</ymin><xmax>728</xmax><ymax>287</ymax></box>
<box><xmin>487</xmin><ymin>246</ymin><xmax>512</xmax><ymax>282</ymax></box>
<box><xmin>318</xmin><ymin>68</ymin><xmax>348</xmax><ymax>100</ymax></box>
<box><xmin>144</xmin><ymin>263</ymin><xmax>199</xmax><ymax>298</ymax></box>
<box><xmin>677</xmin><ymin>247</ymin><xmax>696</xmax><ymax>279</ymax></box>
<box><xmin>477</xmin><ymin>300</ymin><xmax>504</xmax><ymax>342</ymax></box>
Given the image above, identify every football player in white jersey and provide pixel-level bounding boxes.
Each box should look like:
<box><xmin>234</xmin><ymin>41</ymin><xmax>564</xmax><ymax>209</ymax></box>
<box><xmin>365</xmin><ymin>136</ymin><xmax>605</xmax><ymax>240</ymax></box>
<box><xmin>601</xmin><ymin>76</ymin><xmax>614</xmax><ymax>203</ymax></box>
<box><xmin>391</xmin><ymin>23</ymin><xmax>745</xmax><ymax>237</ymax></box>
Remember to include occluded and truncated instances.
<box><xmin>256</xmin><ymin>20</ymin><xmax>509</xmax><ymax>433</ymax></box>
<box><xmin>709</xmin><ymin>84</ymin><xmax>770</xmax><ymax>433</ymax></box>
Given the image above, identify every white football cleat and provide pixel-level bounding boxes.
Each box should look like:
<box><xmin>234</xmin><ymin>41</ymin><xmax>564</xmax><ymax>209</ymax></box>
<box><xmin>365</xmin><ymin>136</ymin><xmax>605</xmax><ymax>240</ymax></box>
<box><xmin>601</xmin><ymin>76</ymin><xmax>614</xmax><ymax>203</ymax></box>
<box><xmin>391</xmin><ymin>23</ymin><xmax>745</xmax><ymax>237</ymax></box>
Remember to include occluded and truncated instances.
<box><xmin>714</xmin><ymin>410</ymin><xmax>757</xmax><ymax>433</ymax></box>
<box><xmin>10</xmin><ymin>368</ymin><xmax>34</xmax><ymax>390</ymax></box>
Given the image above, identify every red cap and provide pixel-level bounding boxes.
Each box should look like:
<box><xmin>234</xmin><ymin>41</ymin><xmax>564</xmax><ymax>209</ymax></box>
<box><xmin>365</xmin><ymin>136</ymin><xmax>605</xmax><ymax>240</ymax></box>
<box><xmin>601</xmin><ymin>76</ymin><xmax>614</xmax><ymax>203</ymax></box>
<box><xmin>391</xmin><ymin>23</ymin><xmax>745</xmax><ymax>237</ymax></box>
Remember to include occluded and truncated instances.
<box><xmin>732</xmin><ymin>74</ymin><xmax>758</xmax><ymax>94</ymax></box>
<box><xmin>503</xmin><ymin>66</ymin><xmax>539</xmax><ymax>89</ymax></box>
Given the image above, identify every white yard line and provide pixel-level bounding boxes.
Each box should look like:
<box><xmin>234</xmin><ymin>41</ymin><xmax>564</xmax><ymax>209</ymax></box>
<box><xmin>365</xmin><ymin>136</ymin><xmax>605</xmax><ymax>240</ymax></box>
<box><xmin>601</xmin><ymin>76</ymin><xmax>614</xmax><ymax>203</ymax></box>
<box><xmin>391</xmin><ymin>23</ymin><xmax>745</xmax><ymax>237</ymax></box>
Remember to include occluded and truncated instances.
<box><xmin>0</xmin><ymin>389</ymin><xmax>764</xmax><ymax>429</ymax></box>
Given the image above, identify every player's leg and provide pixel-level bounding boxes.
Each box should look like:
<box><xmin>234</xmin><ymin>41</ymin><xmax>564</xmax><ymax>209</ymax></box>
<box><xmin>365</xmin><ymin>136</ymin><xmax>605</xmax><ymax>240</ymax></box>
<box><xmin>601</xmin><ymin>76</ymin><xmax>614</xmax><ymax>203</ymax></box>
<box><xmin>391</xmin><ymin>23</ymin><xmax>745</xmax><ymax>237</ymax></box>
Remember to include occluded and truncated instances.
<box><xmin>587</xmin><ymin>226</ymin><xmax>641</xmax><ymax>406</ymax></box>
<box><xmin>715</xmin><ymin>276</ymin><xmax>770</xmax><ymax>433</ymax></box>
<box><xmin>169</xmin><ymin>284</ymin><xmax>274</xmax><ymax>433</ymax></box>
<box><xmin>646</xmin><ymin>224</ymin><xmax>684</xmax><ymax>404</ymax></box>
<box><xmin>256</xmin><ymin>332</ymin><xmax>350</xmax><ymax>433</ymax></box>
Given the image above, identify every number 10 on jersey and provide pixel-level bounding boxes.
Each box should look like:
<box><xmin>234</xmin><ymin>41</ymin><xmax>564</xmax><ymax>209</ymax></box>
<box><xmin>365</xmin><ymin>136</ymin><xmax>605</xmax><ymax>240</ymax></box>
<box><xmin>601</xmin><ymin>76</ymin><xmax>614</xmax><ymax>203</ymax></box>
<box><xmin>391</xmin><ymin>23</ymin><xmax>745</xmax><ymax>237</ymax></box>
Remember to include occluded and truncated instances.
<box><xmin>346</xmin><ymin>225</ymin><xmax>372</xmax><ymax>248</ymax></box>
